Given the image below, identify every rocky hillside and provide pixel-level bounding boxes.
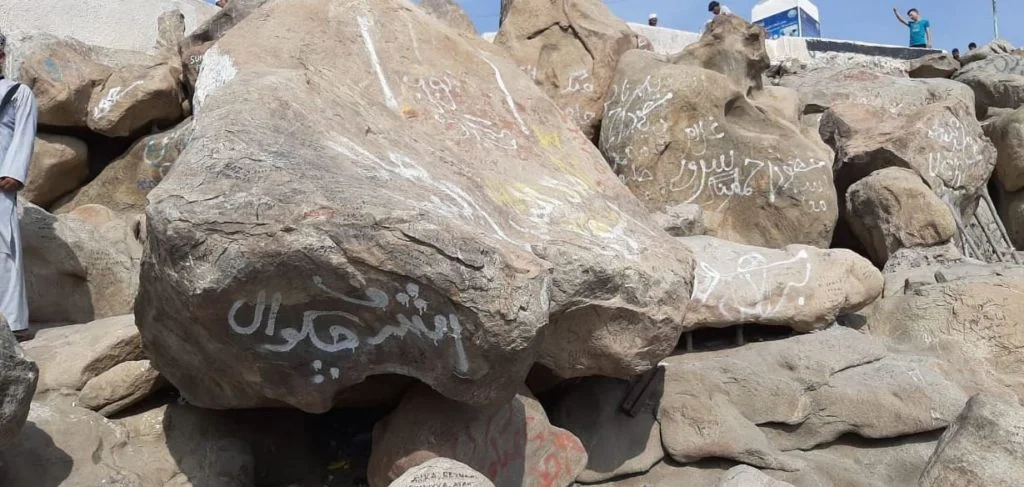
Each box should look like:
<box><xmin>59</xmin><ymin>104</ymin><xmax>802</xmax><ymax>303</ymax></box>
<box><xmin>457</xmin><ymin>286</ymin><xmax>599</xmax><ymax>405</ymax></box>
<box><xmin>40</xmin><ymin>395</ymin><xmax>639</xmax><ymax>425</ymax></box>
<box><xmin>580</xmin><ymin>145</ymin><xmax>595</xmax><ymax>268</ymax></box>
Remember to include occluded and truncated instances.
<box><xmin>2</xmin><ymin>0</ymin><xmax>1024</xmax><ymax>486</ymax></box>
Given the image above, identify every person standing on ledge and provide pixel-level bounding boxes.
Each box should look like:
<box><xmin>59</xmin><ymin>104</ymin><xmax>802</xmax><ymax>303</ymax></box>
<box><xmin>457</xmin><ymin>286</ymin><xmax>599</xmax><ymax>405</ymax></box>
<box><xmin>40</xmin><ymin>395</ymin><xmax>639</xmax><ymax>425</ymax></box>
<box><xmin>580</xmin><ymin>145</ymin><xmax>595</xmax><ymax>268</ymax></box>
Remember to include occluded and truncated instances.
<box><xmin>0</xmin><ymin>33</ymin><xmax>38</xmax><ymax>341</ymax></box>
<box><xmin>893</xmin><ymin>7</ymin><xmax>931</xmax><ymax>48</ymax></box>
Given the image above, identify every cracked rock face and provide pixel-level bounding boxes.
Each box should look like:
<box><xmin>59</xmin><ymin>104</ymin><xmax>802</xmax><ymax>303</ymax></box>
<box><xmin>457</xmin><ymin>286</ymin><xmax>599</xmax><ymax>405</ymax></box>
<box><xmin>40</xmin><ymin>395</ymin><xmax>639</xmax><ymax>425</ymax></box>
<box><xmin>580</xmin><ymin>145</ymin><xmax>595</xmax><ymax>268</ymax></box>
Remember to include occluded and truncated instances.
<box><xmin>135</xmin><ymin>0</ymin><xmax>694</xmax><ymax>412</ymax></box>
<box><xmin>921</xmin><ymin>394</ymin><xmax>1024</xmax><ymax>486</ymax></box>
<box><xmin>494</xmin><ymin>0</ymin><xmax>641</xmax><ymax>139</ymax></box>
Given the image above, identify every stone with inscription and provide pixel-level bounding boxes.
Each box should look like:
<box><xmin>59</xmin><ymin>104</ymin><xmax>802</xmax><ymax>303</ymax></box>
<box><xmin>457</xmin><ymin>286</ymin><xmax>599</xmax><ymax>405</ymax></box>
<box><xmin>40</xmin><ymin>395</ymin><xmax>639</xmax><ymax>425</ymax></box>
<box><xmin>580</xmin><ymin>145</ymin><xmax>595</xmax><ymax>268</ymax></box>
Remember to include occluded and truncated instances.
<box><xmin>658</xmin><ymin>327</ymin><xmax>966</xmax><ymax>468</ymax></box>
<box><xmin>59</xmin><ymin>118</ymin><xmax>194</xmax><ymax>217</ymax></box>
<box><xmin>369</xmin><ymin>386</ymin><xmax>587</xmax><ymax>487</ymax></box>
<box><xmin>87</xmin><ymin>61</ymin><xmax>185</xmax><ymax>137</ymax></box>
<box><xmin>602</xmin><ymin>48</ymin><xmax>837</xmax><ymax>248</ymax></box>
<box><xmin>494</xmin><ymin>0</ymin><xmax>643</xmax><ymax>139</ymax></box>
<box><xmin>846</xmin><ymin>167</ymin><xmax>957</xmax><ymax>266</ymax></box>
<box><xmin>820</xmin><ymin>100</ymin><xmax>996</xmax><ymax>224</ymax></box>
<box><xmin>920</xmin><ymin>394</ymin><xmax>1024</xmax><ymax>487</ymax></box>
<box><xmin>178</xmin><ymin>0</ymin><xmax>273</xmax><ymax>91</ymax></box>
<box><xmin>136</xmin><ymin>0</ymin><xmax>694</xmax><ymax>412</ymax></box>
<box><xmin>679</xmin><ymin>236</ymin><xmax>882</xmax><ymax>332</ymax></box>
<box><xmin>388</xmin><ymin>458</ymin><xmax>493</xmax><ymax>487</ymax></box>
<box><xmin>953</xmin><ymin>52</ymin><xmax>1024</xmax><ymax>117</ymax></box>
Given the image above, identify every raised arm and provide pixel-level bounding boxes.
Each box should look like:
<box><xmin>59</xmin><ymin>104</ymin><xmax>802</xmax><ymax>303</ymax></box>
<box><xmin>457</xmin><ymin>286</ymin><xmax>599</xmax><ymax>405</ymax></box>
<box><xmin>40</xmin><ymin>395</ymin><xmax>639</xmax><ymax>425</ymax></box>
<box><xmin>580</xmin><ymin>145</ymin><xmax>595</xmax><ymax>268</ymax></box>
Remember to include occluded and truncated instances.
<box><xmin>892</xmin><ymin>7</ymin><xmax>908</xmax><ymax>26</ymax></box>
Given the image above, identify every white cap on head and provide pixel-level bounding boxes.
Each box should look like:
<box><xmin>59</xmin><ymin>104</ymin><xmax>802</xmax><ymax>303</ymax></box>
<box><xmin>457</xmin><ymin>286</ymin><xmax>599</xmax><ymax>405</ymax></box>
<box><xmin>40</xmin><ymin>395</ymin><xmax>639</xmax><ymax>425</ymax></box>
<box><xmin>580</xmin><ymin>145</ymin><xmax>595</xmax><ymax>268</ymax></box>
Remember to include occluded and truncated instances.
<box><xmin>649</xmin><ymin>13</ymin><xmax>657</xmax><ymax>19</ymax></box>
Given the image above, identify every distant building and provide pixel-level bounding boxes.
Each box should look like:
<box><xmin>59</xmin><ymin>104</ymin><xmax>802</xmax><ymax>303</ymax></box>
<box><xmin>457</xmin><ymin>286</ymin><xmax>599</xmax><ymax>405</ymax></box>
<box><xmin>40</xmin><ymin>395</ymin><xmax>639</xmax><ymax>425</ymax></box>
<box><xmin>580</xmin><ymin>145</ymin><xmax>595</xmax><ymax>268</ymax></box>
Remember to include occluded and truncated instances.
<box><xmin>752</xmin><ymin>0</ymin><xmax>821</xmax><ymax>39</ymax></box>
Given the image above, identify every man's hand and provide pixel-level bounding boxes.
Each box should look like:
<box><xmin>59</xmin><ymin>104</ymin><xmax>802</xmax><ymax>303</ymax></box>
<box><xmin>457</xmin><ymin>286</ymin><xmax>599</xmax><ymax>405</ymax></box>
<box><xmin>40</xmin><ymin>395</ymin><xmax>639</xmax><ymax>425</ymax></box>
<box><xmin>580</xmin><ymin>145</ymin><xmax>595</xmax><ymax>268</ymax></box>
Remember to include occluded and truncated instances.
<box><xmin>0</xmin><ymin>177</ymin><xmax>24</xmax><ymax>192</ymax></box>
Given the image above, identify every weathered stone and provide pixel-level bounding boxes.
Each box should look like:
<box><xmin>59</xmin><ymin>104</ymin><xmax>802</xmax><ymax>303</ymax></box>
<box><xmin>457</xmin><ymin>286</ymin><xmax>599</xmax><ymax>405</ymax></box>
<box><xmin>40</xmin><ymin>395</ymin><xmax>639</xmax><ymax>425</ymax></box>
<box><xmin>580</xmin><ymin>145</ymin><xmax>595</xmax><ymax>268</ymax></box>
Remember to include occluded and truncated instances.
<box><xmin>985</xmin><ymin>107</ymin><xmax>1024</xmax><ymax>192</ymax></box>
<box><xmin>716</xmin><ymin>465</ymin><xmax>793</xmax><ymax>487</ymax></box>
<box><xmin>953</xmin><ymin>52</ymin><xmax>1024</xmax><ymax>116</ymax></box>
<box><xmin>156</xmin><ymin>9</ymin><xmax>188</xmax><ymax>52</ymax></box>
<box><xmin>658</xmin><ymin>327</ymin><xmax>965</xmax><ymax>467</ymax></box>
<box><xmin>782</xmin><ymin>67</ymin><xmax>975</xmax><ymax>117</ymax></box>
<box><xmin>23</xmin><ymin>134</ymin><xmax>88</xmax><ymax>208</ymax></box>
<box><xmin>60</xmin><ymin>118</ymin><xmax>194</xmax><ymax>217</ymax></box>
<box><xmin>77</xmin><ymin>360</ymin><xmax>164</xmax><ymax>417</ymax></box>
<box><xmin>16</xmin><ymin>35</ymin><xmax>112</xmax><ymax>128</ymax></box>
<box><xmin>418</xmin><ymin>0</ymin><xmax>476</xmax><ymax>36</ymax></box>
<box><xmin>548</xmin><ymin>377</ymin><xmax>662</xmax><ymax>483</ymax></box>
<box><xmin>959</xmin><ymin>39</ymin><xmax>1016</xmax><ymax>67</ymax></box>
<box><xmin>999</xmin><ymin>188</ymin><xmax>1024</xmax><ymax>249</ymax></box>
<box><xmin>866</xmin><ymin>272</ymin><xmax>1024</xmax><ymax>399</ymax></box>
<box><xmin>909</xmin><ymin>53</ymin><xmax>960</xmax><ymax>79</ymax></box>
<box><xmin>846</xmin><ymin>167</ymin><xmax>957</xmax><ymax>266</ymax></box>
<box><xmin>179</xmin><ymin>0</ymin><xmax>274</xmax><ymax>90</ymax></box>
<box><xmin>921</xmin><ymin>394</ymin><xmax>1024</xmax><ymax>486</ymax></box>
<box><xmin>0</xmin><ymin>315</ymin><xmax>37</xmax><ymax>449</ymax></box>
<box><xmin>22</xmin><ymin>315</ymin><xmax>142</xmax><ymax>392</ymax></box>
<box><xmin>770</xmin><ymin>434</ymin><xmax>940</xmax><ymax>487</ymax></box>
<box><xmin>601</xmin><ymin>49</ymin><xmax>836</xmax><ymax>248</ymax></box>
<box><xmin>820</xmin><ymin>101</ymin><xmax>996</xmax><ymax>222</ymax></box>
<box><xmin>670</xmin><ymin>14</ymin><xmax>769</xmax><ymax>94</ymax></box>
<box><xmin>138</xmin><ymin>0</ymin><xmax>694</xmax><ymax>411</ymax></box>
<box><xmin>494</xmin><ymin>0</ymin><xmax>641</xmax><ymax>138</ymax></box>
<box><xmin>681</xmin><ymin>236</ymin><xmax>882</xmax><ymax>332</ymax></box>
<box><xmin>652</xmin><ymin>203</ymin><xmax>705</xmax><ymax>237</ymax></box>
<box><xmin>368</xmin><ymin>386</ymin><xmax>587</xmax><ymax>487</ymax></box>
<box><xmin>389</xmin><ymin>458</ymin><xmax>494</xmax><ymax>487</ymax></box>
<box><xmin>87</xmin><ymin>62</ymin><xmax>185</xmax><ymax>137</ymax></box>
<box><xmin>21</xmin><ymin>203</ymin><xmax>140</xmax><ymax>324</ymax></box>
<box><xmin>750</xmin><ymin>86</ymin><xmax>801</xmax><ymax>125</ymax></box>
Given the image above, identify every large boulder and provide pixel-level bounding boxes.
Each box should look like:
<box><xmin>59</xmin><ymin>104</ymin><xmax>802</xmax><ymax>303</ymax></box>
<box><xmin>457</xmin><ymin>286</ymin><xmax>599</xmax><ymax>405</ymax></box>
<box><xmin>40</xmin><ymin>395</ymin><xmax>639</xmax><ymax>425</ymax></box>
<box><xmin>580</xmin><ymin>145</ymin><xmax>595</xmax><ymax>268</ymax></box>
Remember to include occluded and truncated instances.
<box><xmin>369</xmin><ymin>387</ymin><xmax>587</xmax><ymax>487</ymax></box>
<box><xmin>15</xmin><ymin>36</ymin><xmax>113</xmax><ymax>128</ymax></box>
<box><xmin>670</xmin><ymin>14</ymin><xmax>769</xmax><ymax>94</ymax></box>
<box><xmin>0</xmin><ymin>316</ymin><xmax>37</xmax><ymax>449</ymax></box>
<box><xmin>137</xmin><ymin>0</ymin><xmax>694</xmax><ymax>412</ymax></box>
<box><xmin>681</xmin><ymin>236</ymin><xmax>882</xmax><ymax>332</ymax></box>
<box><xmin>921</xmin><ymin>394</ymin><xmax>1024</xmax><ymax>486</ymax></box>
<box><xmin>658</xmin><ymin>327</ymin><xmax>966</xmax><ymax>467</ymax></box>
<box><xmin>820</xmin><ymin>101</ymin><xmax>996</xmax><ymax>222</ymax></box>
<box><xmin>179</xmin><ymin>0</ymin><xmax>274</xmax><ymax>90</ymax></box>
<box><xmin>601</xmin><ymin>49</ymin><xmax>836</xmax><ymax>248</ymax></box>
<box><xmin>494</xmin><ymin>0</ymin><xmax>640</xmax><ymax>139</ymax></box>
<box><xmin>60</xmin><ymin>118</ymin><xmax>195</xmax><ymax>217</ymax></box>
<box><xmin>984</xmin><ymin>106</ymin><xmax>1024</xmax><ymax>192</ymax></box>
<box><xmin>23</xmin><ymin>134</ymin><xmax>88</xmax><ymax>208</ymax></box>
<box><xmin>77</xmin><ymin>360</ymin><xmax>164</xmax><ymax>417</ymax></box>
<box><xmin>418</xmin><ymin>0</ymin><xmax>477</xmax><ymax>36</ymax></box>
<box><xmin>953</xmin><ymin>52</ymin><xmax>1024</xmax><ymax>116</ymax></box>
<box><xmin>909</xmin><ymin>53</ymin><xmax>960</xmax><ymax>79</ymax></box>
<box><xmin>846</xmin><ymin>167</ymin><xmax>957</xmax><ymax>266</ymax></box>
<box><xmin>21</xmin><ymin>203</ymin><xmax>141</xmax><ymax>324</ymax></box>
<box><xmin>21</xmin><ymin>315</ymin><xmax>143</xmax><ymax>392</ymax></box>
<box><xmin>87</xmin><ymin>61</ymin><xmax>186</xmax><ymax>137</ymax></box>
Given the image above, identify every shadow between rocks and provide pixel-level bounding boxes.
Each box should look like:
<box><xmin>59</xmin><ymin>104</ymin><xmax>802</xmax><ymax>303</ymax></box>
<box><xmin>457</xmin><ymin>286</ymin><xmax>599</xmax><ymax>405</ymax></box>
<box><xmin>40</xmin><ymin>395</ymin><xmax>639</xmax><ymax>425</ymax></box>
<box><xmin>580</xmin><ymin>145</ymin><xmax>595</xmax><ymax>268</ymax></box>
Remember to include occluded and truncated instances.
<box><xmin>0</xmin><ymin>421</ymin><xmax>73</xmax><ymax>487</ymax></box>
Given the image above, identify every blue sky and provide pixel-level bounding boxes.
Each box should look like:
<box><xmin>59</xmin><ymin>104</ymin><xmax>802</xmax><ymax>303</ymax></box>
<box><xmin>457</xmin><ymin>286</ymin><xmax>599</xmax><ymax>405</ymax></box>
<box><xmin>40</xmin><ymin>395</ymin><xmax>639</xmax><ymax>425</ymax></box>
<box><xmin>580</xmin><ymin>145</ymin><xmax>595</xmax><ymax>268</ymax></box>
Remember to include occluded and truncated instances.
<box><xmin>455</xmin><ymin>0</ymin><xmax>1021</xmax><ymax>52</ymax></box>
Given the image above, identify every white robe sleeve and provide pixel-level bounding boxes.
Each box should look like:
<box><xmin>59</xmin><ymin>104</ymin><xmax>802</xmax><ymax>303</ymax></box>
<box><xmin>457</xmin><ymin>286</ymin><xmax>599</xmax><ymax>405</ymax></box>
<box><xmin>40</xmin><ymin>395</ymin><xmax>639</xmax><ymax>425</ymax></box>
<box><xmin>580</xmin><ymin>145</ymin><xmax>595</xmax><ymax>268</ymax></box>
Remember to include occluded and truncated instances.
<box><xmin>0</xmin><ymin>86</ymin><xmax>39</xmax><ymax>186</ymax></box>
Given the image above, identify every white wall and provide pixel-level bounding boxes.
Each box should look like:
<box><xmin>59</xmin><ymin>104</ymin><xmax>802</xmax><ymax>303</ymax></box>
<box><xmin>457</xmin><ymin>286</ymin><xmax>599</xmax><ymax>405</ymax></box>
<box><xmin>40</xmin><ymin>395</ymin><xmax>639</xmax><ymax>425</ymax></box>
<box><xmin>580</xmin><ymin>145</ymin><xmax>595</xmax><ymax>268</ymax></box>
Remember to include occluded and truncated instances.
<box><xmin>0</xmin><ymin>0</ymin><xmax>218</xmax><ymax>53</ymax></box>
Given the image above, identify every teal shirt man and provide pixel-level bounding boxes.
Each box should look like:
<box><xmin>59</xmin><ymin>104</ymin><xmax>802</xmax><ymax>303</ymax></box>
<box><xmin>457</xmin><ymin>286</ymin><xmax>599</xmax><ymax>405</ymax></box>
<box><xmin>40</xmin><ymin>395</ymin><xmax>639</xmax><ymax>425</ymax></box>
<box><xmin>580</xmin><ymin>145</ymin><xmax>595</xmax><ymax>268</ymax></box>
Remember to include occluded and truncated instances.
<box><xmin>893</xmin><ymin>7</ymin><xmax>932</xmax><ymax>48</ymax></box>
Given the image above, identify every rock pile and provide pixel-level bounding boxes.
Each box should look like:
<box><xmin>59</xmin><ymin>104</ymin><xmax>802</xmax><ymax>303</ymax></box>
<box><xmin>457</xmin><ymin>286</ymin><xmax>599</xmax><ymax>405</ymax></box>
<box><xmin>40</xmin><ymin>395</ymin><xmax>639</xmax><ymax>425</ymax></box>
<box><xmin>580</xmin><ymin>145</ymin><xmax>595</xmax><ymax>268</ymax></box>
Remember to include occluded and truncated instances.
<box><xmin>2</xmin><ymin>3</ymin><xmax>1024</xmax><ymax>487</ymax></box>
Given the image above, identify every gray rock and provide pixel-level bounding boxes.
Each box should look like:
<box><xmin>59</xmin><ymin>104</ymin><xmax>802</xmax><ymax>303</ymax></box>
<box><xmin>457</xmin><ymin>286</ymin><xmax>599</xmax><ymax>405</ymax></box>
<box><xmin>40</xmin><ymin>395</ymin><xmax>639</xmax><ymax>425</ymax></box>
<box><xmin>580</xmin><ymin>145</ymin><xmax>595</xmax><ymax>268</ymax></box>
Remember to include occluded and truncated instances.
<box><xmin>22</xmin><ymin>315</ymin><xmax>142</xmax><ymax>392</ymax></box>
<box><xmin>921</xmin><ymin>394</ymin><xmax>1024</xmax><ymax>486</ymax></box>
<box><xmin>985</xmin><ymin>107</ymin><xmax>1024</xmax><ymax>192</ymax></box>
<box><xmin>953</xmin><ymin>52</ymin><xmax>1024</xmax><ymax>117</ymax></box>
<box><xmin>909</xmin><ymin>53</ymin><xmax>960</xmax><ymax>79</ymax></box>
<box><xmin>652</xmin><ymin>204</ymin><xmax>704</xmax><ymax>237</ymax></box>
<box><xmin>716</xmin><ymin>465</ymin><xmax>793</xmax><ymax>487</ymax></box>
<box><xmin>137</xmin><ymin>0</ymin><xmax>694</xmax><ymax>412</ymax></box>
<box><xmin>959</xmin><ymin>39</ymin><xmax>1016</xmax><ymax>67</ymax></box>
<box><xmin>388</xmin><ymin>458</ymin><xmax>493</xmax><ymax>487</ymax></box>
<box><xmin>24</xmin><ymin>134</ymin><xmax>88</xmax><ymax>209</ymax></box>
<box><xmin>77</xmin><ymin>360</ymin><xmax>164</xmax><ymax>417</ymax></box>
<box><xmin>0</xmin><ymin>315</ymin><xmax>38</xmax><ymax>448</ymax></box>
<box><xmin>782</xmin><ymin>67</ymin><xmax>975</xmax><ymax>117</ymax></box>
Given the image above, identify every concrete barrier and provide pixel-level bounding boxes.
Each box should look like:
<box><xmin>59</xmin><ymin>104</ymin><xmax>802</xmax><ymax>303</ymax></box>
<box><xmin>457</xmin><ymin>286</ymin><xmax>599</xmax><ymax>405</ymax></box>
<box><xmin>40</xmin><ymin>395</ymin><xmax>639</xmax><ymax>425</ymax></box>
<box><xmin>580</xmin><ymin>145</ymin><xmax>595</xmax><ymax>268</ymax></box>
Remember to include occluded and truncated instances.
<box><xmin>0</xmin><ymin>0</ymin><xmax>218</xmax><ymax>53</ymax></box>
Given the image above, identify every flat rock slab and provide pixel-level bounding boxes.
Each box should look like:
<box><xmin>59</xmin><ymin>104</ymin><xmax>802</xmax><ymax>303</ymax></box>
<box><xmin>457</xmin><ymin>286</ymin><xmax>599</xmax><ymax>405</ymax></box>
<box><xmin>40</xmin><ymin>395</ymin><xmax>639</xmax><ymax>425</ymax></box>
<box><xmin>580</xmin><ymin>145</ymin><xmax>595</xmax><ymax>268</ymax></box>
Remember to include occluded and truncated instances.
<box><xmin>22</xmin><ymin>315</ymin><xmax>142</xmax><ymax>392</ymax></box>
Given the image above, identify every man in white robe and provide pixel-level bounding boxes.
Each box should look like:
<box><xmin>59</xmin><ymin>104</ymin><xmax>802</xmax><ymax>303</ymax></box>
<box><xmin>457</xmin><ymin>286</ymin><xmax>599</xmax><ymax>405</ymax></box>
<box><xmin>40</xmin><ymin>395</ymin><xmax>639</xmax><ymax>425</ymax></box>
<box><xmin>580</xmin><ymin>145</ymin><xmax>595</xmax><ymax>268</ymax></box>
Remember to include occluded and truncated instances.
<box><xmin>0</xmin><ymin>33</ymin><xmax>39</xmax><ymax>339</ymax></box>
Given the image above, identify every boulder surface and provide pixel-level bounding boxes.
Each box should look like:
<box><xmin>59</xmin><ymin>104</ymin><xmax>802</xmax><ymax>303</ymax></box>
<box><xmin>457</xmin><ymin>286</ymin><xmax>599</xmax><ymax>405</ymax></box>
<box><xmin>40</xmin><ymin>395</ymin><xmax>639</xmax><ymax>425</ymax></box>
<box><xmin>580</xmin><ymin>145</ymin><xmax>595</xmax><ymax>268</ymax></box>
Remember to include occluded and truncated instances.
<box><xmin>920</xmin><ymin>394</ymin><xmax>1024</xmax><ymax>486</ymax></box>
<box><xmin>0</xmin><ymin>315</ymin><xmax>38</xmax><ymax>449</ymax></box>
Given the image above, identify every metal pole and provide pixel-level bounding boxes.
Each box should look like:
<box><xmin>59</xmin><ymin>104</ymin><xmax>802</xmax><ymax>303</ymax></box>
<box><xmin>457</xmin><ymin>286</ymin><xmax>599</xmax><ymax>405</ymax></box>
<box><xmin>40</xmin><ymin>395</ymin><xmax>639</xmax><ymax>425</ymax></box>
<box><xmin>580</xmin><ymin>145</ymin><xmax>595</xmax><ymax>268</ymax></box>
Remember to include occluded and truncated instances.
<box><xmin>993</xmin><ymin>0</ymin><xmax>1000</xmax><ymax>39</ymax></box>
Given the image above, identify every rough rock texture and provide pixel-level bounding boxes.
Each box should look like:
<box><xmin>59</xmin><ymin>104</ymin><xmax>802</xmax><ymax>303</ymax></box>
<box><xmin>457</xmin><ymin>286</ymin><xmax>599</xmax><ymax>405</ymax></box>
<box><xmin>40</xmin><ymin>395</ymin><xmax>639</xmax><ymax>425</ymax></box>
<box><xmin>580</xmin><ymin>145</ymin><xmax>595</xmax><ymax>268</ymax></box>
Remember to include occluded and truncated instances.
<box><xmin>670</xmin><ymin>14</ymin><xmax>769</xmax><ymax>94</ymax></box>
<box><xmin>137</xmin><ymin>0</ymin><xmax>694</xmax><ymax>412</ymax></box>
<box><xmin>60</xmin><ymin>118</ymin><xmax>194</xmax><ymax>217</ymax></box>
<box><xmin>369</xmin><ymin>387</ymin><xmax>587</xmax><ymax>487</ymax></box>
<box><xmin>0</xmin><ymin>315</ymin><xmax>38</xmax><ymax>449</ymax></box>
<box><xmin>920</xmin><ymin>394</ymin><xmax>1024</xmax><ymax>486</ymax></box>
<box><xmin>657</xmin><ymin>327</ymin><xmax>966</xmax><ymax>468</ymax></box>
<box><xmin>16</xmin><ymin>36</ymin><xmax>113</xmax><ymax>128</ymax></box>
<box><xmin>680</xmin><ymin>236</ymin><xmax>882</xmax><ymax>332</ymax></box>
<box><xmin>179</xmin><ymin>0</ymin><xmax>274</xmax><ymax>90</ymax></box>
<box><xmin>23</xmin><ymin>134</ymin><xmax>88</xmax><ymax>208</ymax></box>
<box><xmin>21</xmin><ymin>315</ymin><xmax>143</xmax><ymax>392</ymax></box>
<box><xmin>77</xmin><ymin>360</ymin><xmax>164</xmax><ymax>417</ymax></box>
<box><xmin>909</xmin><ymin>53</ymin><xmax>960</xmax><ymax>79</ymax></box>
<box><xmin>984</xmin><ymin>107</ymin><xmax>1024</xmax><ymax>192</ymax></box>
<box><xmin>846</xmin><ymin>167</ymin><xmax>957</xmax><ymax>266</ymax></box>
<box><xmin>156</xmin><ymin>9</ymin><xmax>188</xmax><ymax>52</ymax></box>
<box><xmin>717</xmin><ymin>465</ymin><xmax>793</xmax><ymax>487</ymax></box>
<box><xmin>652</xmin><ymin>203</ymin><xmax>705</xmax><ymax>237</ymax></box>
<box><xmin>548</xmin><ymin>377</ymin><xmax>663</xmax><ymax>483</ymax></box>
<box><xmin>602</xmin><ymin>49</ymin><xmax>836</xmax><ymax>248</ymax></box>
<box><xmin>0</xmin><ymin>395</ymin><xmax>323</xmax><ymax>486</ymax></box>
<box><xmin>782</xmin><ymin>67</ymin><xmax>975</xmax><ymax>117</ymax></box>
<box><xmin>959</xmin><ymin>40</ymin><xmax>1016</xmax><ymax>67</ymax></box>
<box><xmin>999</xmin><ymin>189</ymin><xmax>1024</xmax><ymax>249</ymax></box>
<box><xmin>389</xmin><ymin>458</ymin><xmax>494</xmax><ymax>487</ymax></box>
<box><xmin>87</xmin><ymin>61</ymin><xmax>186</xmax><ymax>137</ymax></box>
<box><xmin>820</xmin><ymin>101</ymin><xmax>996</xmax><ymax>222</ymax></box>
<box><xmin>866</xmin><ymin>270</ymin><xmax>1024</xmax><ymax>401</ymax></box>
<box><xmin>21</xmin><ymin>202</ymin><xmax>141</xmax><ymax>324</ymax></box>
<box><xmin>418</xmin><ymin>0</ymin><xmax>476</xmax><ymax>36</ymax></box>
<box><xmin>494</xmin><ymin>0</ymin><xmax>640</xmax><ymax>138</ymax></box>
<box><xmin>953</xmin><ymin>52</ymin><xmax>1024</xmax><ymax>116</ymax></box>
